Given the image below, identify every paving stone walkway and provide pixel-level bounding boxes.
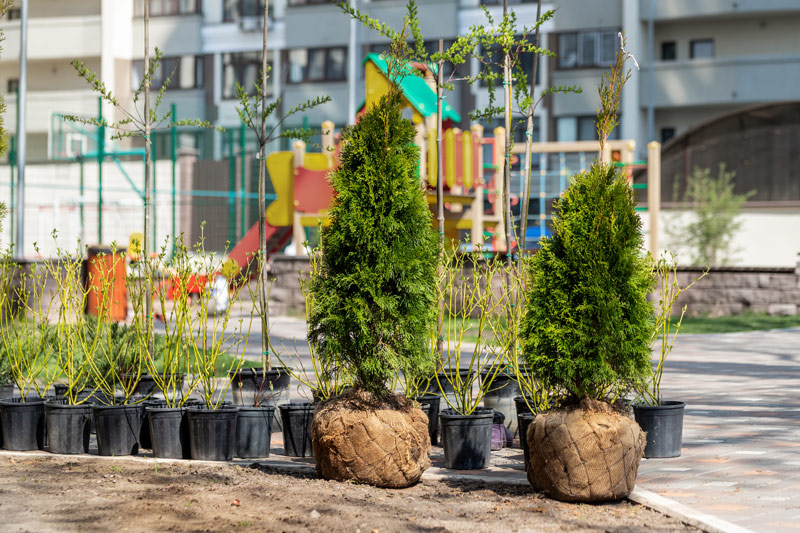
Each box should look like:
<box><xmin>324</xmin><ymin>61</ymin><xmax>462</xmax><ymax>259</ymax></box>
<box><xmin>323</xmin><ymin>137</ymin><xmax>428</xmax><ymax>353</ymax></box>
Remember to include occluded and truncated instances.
<box><xmin>634</xmin><ymin>328</ymin><xmax>800</xmax><ymax>533</ymax></box>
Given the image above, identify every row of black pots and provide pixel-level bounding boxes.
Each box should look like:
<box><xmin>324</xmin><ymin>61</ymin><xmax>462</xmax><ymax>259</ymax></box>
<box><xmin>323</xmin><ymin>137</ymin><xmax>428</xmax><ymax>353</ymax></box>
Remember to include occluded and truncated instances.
<box><xmin>0</xmin><ymin>397</ymin><xmax>317</xmax><ymax>461</ymax></box>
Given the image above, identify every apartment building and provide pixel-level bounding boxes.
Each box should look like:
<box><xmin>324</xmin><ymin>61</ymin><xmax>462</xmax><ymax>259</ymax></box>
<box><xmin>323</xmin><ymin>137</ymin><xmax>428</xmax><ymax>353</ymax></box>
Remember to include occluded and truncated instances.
<box><xmin>2</xmin><ymin>0</ymin><xmax>799</xmax><ymax>161</ymax></box>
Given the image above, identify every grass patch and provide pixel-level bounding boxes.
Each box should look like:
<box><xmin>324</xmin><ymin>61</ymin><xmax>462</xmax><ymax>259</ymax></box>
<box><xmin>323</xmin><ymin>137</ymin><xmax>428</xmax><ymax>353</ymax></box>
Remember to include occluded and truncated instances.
<box><xmin>677</xmin><ymin>312</ymin><xmax>800</xmax><ymax>334</ymax></box>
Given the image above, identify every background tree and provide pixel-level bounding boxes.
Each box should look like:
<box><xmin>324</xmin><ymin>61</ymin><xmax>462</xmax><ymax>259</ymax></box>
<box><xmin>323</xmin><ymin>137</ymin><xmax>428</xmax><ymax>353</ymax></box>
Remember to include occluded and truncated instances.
<box><xmin>235</xmin><ymin>0</ymin><xmax>330</xmax><ymax>372</ymax></box>
<box><xmin>69</xmin><ymin>0</ymin><xmax>215</xmax><ymax>360</ymax></box>
<box><xmin>307</xmin><ymin>84</ymin><xmax>439</xmax><ymax>395</ymax></box>
<box><xmin>669</xmin><ymin>164</ymin><xmax>754</xmax><ymax>266</ymax></box>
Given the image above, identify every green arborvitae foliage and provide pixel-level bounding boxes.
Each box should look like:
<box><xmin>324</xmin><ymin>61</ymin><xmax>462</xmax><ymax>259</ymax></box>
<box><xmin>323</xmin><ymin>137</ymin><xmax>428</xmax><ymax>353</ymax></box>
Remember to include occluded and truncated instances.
<box><xmin>308</xmin><ymin>93</ymin><xmax>439</xmax><ymax>396</ymax></box>
<box><xmin>521</xmin><ymin>163</ymin><xmax>654</xmax><ymax>402</ymax></box>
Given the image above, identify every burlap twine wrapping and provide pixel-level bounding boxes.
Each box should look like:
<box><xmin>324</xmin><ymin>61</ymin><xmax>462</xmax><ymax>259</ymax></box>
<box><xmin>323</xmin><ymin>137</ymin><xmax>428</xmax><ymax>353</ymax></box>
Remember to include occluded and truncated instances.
<box><xmin>526</xmin><ymin>399</ymin><xmax>645</xmax><ymax>502</ymax></box>
<box><xmin>312</xmin><ymin>388</ymin><xmax>431</xmax><ymax>488</ymax></box>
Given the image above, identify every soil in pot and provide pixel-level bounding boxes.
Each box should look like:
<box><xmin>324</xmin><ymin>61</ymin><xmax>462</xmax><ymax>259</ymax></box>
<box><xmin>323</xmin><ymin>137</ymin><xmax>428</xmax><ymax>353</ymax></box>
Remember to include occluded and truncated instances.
<box><xmin>312</xmin><ymin>389</ymin><xmax>431</xmax><ymax>488</ymax></box>
<box><xmin>278</xmin><ymin>403</ymin><xmax>314</xmax><ymax>458</ymax></box>
<box><xmin>44</xmin><ymin>399</ymin><xmax>93</xmax><ymax>454</ymax></box>
<box><xmin>527</xmin><ymin>399</ymin><xmax>645</xmax><ymax>503</ymax></box>
<box><xmin>147</xmin><ymin>406</ymin><xmax>191</xmax><ymax>459</ymax></box>
<box><xmin>235</xmin><ymin>406</ymin><xmax>275</xmax><ymax>458</ymax></box>
<box><xmin>633</xmin><ymin>401</ymin><xmax>685</xmax><ymax>458</ymax></box>
<box><xmin>439</xmin><ymin>408</ymin><xmax>494</xmax><ymax>470</ymax></box>
<box><xmin>411</xmin><ymin>395</ymin><xmax>440</xmax><ymax>446</ymax></box>
<box><xmin>93</xmin><ymin>404</ymin><xmax>143</xmax><ymax>456</ymax></box>
<box><xmin>187</xmin><ymin>405</ymin><xmax>240</xmax><ymax>461</ymax></box>
<box><xmin>0</xmin><ymin>397</ymin><xmax>46</xmax><ymax>451</ymax></box>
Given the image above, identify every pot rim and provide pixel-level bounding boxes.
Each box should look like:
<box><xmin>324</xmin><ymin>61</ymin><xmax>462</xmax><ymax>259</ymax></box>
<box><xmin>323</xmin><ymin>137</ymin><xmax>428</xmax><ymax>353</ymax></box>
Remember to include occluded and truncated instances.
<box><xmin>440</xmin><ymin>407</ymin><xmax>494</xmax><ymax>419</ymax></box>
<box><xmin>632</xmin><ymin>400</ymin><xmax>686</xmax><ymax>411</ymax></box>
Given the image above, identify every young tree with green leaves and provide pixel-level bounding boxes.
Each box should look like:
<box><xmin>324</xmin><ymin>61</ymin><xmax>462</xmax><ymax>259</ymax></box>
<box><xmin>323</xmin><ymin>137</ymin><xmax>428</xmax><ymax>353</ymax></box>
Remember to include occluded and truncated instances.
<box><xmin>235</xmin><ymin>0</ymin><xmax>330</xmax><ymax>373</ymax></box>
<box><xmin>670</xmin><ymin>164</ymin><xmax>754</xmax><ymax>266</ymax></box>
<box><xmin>68</xmin><ymin>0</ymin><xmax>216</xmax><ymax>361</ymax></box>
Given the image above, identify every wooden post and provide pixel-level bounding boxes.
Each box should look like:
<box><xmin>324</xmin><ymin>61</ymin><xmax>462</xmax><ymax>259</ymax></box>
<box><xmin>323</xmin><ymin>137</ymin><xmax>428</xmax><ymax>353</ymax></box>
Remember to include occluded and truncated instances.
<box><xmin>647</xmin><ymin>141</ymin><xmax>661</xmax><ymax>258</ymax></box>
<box><xmin>321</xmin><ymin>120</ymin><xmax>335</xmax><ymax>167</ymax></box>
<box><xmin>471</xmin><ymin>124</ymin><xmax>484</xmax><ymax>248</ymax></box>
<box><xmin>493</xmin><ymin>126</ymin><xmax>506</xmax><ymax>251</ymax></box>
<box><xmin>292</xmin><ymin>140</ymin><xmax>306</xmax><ymax>168</ymax></box>
<box><xmin>623</xmin><ymin>140</ymin><xmax>635</xmax><ymax>183</ymax></box>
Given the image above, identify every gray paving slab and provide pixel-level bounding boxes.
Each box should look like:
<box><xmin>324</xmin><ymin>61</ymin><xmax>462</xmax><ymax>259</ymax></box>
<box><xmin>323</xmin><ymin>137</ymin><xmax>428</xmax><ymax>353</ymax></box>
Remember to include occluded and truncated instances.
<box><xmin>636</xmin><ymin>328</ymin><xmax>800</xmax><ymax>533</ymax></box>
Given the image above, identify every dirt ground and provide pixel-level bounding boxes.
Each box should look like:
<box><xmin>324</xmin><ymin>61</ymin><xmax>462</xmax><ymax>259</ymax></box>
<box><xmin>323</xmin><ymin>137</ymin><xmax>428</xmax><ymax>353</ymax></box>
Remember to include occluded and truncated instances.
<box><xmin>0</xmin><ymin>454</ymin><xmax>702</xmax><ymax>533</ymax></box>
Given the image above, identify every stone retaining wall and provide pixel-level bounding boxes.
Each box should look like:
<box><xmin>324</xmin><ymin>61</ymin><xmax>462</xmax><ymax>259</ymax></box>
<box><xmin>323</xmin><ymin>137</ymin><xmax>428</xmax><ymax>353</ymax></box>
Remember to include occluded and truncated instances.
<box><xmin>267</xmin><ymin>255</ymin><xmax>800</xmax><ymax>318</ymax></box>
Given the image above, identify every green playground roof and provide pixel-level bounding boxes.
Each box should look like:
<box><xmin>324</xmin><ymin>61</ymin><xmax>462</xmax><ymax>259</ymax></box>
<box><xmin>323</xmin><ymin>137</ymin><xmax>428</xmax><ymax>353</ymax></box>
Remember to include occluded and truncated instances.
<box><xmin>364</xmin><ymin>53</ymin><xmax>461</xmax><ymax>123</ymax></box>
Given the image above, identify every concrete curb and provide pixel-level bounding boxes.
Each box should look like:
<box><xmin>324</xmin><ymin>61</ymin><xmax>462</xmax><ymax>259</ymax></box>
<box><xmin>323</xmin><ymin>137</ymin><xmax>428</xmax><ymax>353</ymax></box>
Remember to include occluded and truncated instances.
<box><xmin>629</xmin><ymin>487</ymin><xmax>756</xmax><ymax>533</ymax></box>
<box><xmin>1</xmin><ymin>450</ymin><xmax>744</xmax><ymax>533</ymax></box>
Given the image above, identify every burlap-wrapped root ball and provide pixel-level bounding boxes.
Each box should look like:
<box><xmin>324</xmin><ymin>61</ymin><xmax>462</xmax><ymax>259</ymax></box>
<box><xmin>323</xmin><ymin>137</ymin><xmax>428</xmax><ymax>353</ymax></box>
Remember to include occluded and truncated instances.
<box><xmin>526</xmin><ymin>399</ymin><xmax>645</xmax><ymax>502</ymax></box>
<box><xmin>312</xmin><ymin>388</ymin><xmax>431</xmax><ymax>488</ymax></box>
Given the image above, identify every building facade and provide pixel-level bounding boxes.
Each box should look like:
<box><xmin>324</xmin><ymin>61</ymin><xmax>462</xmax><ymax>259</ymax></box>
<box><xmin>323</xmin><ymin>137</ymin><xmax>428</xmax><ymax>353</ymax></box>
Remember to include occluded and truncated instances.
<box><xmin>3</xmin><ymin>0</ymin><xmax>800</xmax><ymax>161</ymax></box>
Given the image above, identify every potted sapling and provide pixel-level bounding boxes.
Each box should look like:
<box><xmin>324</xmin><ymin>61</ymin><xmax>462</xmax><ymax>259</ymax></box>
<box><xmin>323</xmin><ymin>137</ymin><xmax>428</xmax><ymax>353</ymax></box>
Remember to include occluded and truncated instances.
<box><xmin>633</xmin><ymin>253</ymin><xmax>706</xmax><ymax>458</ymax></box>
<box><xmin>140</xmin><ymin>236</ymin><xmax>203</xmax><ymax>459</ymax></box>
<box><xmin>184</xmin><ymin>235</ymin><xmax>254</xmax><ymax>462</ymax></box>
<box><xmin>434</xmin><ymin>250</ymin><xmax>507</xmax><ymax>470</ymax></box>
<box><xmin>0</xmin><ymin>256</ymin><xmax>60</xmax><ymax>451</ymax></box>
<box><xmin>41</xmin><ymin>237</ymin><xmax>101</xmax><ymax>455</ymax></box>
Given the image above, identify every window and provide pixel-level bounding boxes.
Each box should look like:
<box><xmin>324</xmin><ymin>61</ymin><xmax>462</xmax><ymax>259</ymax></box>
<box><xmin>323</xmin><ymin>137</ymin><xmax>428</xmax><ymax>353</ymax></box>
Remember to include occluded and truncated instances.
<box><xmin>660</xmin><ymin>127</ymin><xmax>676</xmax><ymax>144</ymax></box>
<box><xmin>661</xmin><ymin>41</ymin><xmax>677</xmax><ymax>61</ymax></box>
<box><xmin>6</xmin><ymin>7</ymin><xmax>20</xmax><ymax>19</ymax></box>
<box><xmin>223</xmin><ymin>52</ymin><xmax>272</xmax><ymax>99</ymax></box>
<box><xmin>558</xmin><ymin>30</ymin><xmax>618</xmax><ymax>69</ymax></box>
<box><xmin>480</xmin><ymin>0</ymin><xmax>537</xmax><ymax>4</ymax></box>
<box><xmin>7</xmin><ymin>79</ymin><xmax>19</xmax><ymax>94</ymax></box>
<box><xmin>288</xmin><ymin>47</ymin><xmax>347</xmax><ymax>83</ymax></box>
<box><xmin>690</xmin><ymin>39</ymin><xmax>714</xmax><ymax>59</ymax></box>
<box><xmin>134</xmin><ymin>0</ymin><xmax>202</xmax><ymax>17</ymax></box>
<box><xmin>223</xmin><ymin>0</ymin><xmax>271</xmax><ymax>22</ymax></box>
<box><xmin>132</xmin><ymin>56</ymin><xmax>203</xmax><ymax>91</ymax></box>
<box><xmin>556</xmin><ymin>115</ymin><xmax>618</xmax><ymax>142</ymax></box>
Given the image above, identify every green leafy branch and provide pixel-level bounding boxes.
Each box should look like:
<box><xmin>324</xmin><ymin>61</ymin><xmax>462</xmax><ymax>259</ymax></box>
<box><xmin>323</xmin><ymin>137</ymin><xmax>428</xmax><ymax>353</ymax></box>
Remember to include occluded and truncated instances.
<box><xmin>68</xmin><ymin>49</ymin><xmax>220</xmax><ymax>141</ymax></box>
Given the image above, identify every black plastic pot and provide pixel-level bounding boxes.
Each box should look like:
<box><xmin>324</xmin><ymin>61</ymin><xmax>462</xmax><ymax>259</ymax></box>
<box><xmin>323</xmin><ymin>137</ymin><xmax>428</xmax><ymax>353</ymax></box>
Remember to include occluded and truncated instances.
<box><xmin>517</xmin><ymin>412</ymin><xmax>536</xmax><ymax>471</ymax></box>
<box><xmin>278</xmin><ymin>403</ymin><xmax>314</xmax><ymax>457</ymax></box>
<box><xmin>412</xmin><ymin>395</ymin><xmax>441</xmax><ymax>446</ymax></box>
<box><xmin>147</xmin><ymin>406</ymin><xmax>191</xmax><ymax>459</ymax></box>
<box><xmin>93</xmin><ymin>404</ymin><xmax>143</xmax><ymax>456</ymax></box>
<box><xmin>439</xmin><ymin>408</ymin><xmax>494</xmax><ymax>470</ymax></box>
<box><xmin>0</xmin><ymin>397</ymin><xmax>46</xmax><ymax>451</ymax></box>
<box><xmin>44</xmin><ymin>400</ymin><xmax>93</xmax><ymax>454</ymax></box>
<box><xmin>235</xmin><ymin>406</ymin><xmax>275</xmax><ymax>458</ymax></box>
<box><xmin>187</xmin><ymin>405</ymin><xmax>240</xmax><ymax>461</ymax></box>
<box><xmin>513</xmin><ymin>396</ymin><xmax>533</xmax><ymax>417</ymax></box>
<box><xmin>139</xmin><ymin>399</ymin><xmax>167</xmax><ymax>449</ymax></box>
<box><xmin>633</xmin><ymin>401</ymin><xmax>686</xmax><ymax>458</ymax></box>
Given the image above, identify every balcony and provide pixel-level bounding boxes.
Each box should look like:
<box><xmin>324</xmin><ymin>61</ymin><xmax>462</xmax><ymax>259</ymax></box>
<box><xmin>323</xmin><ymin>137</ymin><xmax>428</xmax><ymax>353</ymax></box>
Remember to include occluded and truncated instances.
<box><xmin>648</xmin><ymin>55</ymin><xmax>800</xmax><ymax>108</ymax></box>
<box><xmin>642</xmin><ymin>0</ymin><xmax>800</xmax><ymax>21</ymax></box>
<box><xmin>0</xmin><ymin>16</ymin><xmax>102</xmax><ymax>60</ymax></box>
<box><xmin>3</xmin><ymin>89</ymin><xmax>100</xmax><ymax>135</ymax></box>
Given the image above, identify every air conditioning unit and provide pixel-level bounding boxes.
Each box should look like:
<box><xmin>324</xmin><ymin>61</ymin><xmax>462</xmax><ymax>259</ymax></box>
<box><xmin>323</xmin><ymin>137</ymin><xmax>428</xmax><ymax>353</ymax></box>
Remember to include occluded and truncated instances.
<box><xmin>238</xmin><ymin>16</ymin><xmax>262</xmax><ymax>32</ymax></box>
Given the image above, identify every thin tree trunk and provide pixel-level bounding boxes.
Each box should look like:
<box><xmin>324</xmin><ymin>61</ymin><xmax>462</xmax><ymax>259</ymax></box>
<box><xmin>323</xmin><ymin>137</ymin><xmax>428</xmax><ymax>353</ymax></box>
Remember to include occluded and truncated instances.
<box><xmin>258</xmin><ymin>0</ymin><xmax>271</xmax><ymax>371</ymax></box>
<box><xmin>519</xmin><ymin>0</ymin><xmax>542</xmax><ymax>269</ymax></box>
<box><xmin>502</xmin><ymin>0</ymin><xmax>513</xmax><ymax>303</ymax></box>
<box><xmin>436</xmin><ymin>39</ymin><xmax>444</xmax><ymax>359</ymax></box>
<box><xmin>143</xmin><ymin>0</ymin><xmax>154</xmax><ymax>360</ymax></box>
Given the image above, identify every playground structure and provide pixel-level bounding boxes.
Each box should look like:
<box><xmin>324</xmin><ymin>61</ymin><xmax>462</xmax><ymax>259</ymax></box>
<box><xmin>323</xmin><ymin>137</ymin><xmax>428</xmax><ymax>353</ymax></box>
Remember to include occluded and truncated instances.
<box><xmin>225</xmin><ymin>53</ymin><xmax>661</xmax><ymax>276</ymax></box>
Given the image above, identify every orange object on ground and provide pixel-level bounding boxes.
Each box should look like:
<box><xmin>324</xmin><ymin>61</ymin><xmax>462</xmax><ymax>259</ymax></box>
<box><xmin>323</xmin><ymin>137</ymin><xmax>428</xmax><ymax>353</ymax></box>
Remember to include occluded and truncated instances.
<box><xmin>85</xmin><ymin>246</ymin><xmax>128</xmax><ymax>321</ymax></box>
